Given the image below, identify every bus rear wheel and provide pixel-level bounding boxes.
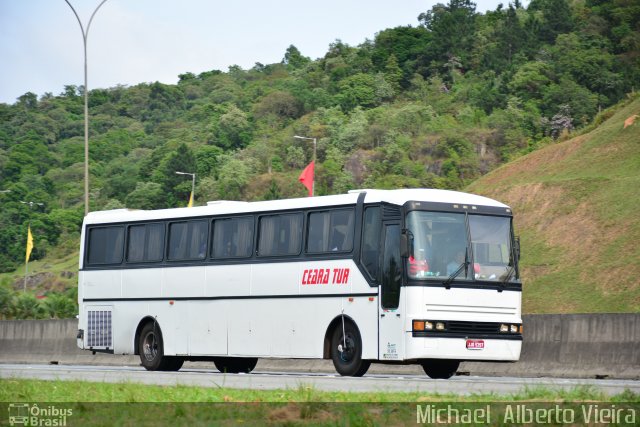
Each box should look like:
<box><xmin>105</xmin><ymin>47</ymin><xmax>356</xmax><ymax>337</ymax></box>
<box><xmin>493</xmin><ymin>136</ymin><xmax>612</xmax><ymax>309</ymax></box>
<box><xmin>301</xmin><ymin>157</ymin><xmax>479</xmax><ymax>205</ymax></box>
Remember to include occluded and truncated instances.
<box><xmin>213</xmin><ymin>357</ymin><xmax>258</xmax><ymax>374</ymax></box>
<box><xmin>421</xmin><ymin>359</ymin><xmax>459</xmax><ymax>379</ymax></box>
<box><xmin>138</xmin><ymin>322</ymin><xmax>183</xmax><ymax>371</ymax></box>
<box><xmin>330</xmin><ymin>321</ymin><xmax>370</xmax><ymax>377</ymax></box>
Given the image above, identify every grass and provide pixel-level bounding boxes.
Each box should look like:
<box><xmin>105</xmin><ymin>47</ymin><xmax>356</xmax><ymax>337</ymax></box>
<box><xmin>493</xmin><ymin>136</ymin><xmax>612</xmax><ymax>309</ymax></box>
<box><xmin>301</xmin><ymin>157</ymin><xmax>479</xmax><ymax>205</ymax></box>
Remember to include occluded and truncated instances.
<box><xmin>1</xmin><ymin>378</ymin><xmax>637</xmax><ymax>403</ymax></box>
<box><xmin>0</xmin><ymin>245</ymin><xmax>79</xmax><ymax>295</ymax></box>
<box><xmin>1</xmin><ymin>379</ymin><xmax>637</xmax><ymax>426</ymax></box>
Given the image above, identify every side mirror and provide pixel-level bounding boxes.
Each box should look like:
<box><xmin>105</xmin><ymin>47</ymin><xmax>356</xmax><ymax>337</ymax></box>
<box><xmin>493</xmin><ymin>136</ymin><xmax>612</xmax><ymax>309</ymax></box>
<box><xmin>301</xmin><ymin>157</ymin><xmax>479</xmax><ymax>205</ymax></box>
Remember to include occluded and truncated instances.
<box><xmin>515</xmin><ymin>236</ymin><xmax>521</xmax><ymax>261</ymax></box>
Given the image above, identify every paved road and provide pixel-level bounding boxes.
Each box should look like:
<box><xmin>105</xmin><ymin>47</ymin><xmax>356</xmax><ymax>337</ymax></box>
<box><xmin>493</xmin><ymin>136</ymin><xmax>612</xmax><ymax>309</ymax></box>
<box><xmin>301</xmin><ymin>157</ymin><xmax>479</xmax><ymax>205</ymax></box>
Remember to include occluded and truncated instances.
<box><xmin>2</xmin><ymin>364</ymin><xmax>638</xmax><ymax>395</ymax></box>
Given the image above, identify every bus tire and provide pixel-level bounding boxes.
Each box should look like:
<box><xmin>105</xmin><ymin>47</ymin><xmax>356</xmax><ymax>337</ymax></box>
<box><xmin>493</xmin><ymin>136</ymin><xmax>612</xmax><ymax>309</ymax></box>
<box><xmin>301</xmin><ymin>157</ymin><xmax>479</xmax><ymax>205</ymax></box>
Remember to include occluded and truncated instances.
<box><xmin>138</xmin><ymin>322</ymin><xmax>175</xmax><ymax>371</ymax></box>
<box><xmin>213</xmin><ymin>357</ymin><xmax>258</xmax><ymax>374</ymax></box>
<box><xmin>163</xmin><ymin>357</ymin><xmax>184</xmax><ymax>371</ymax></box>
<box><xmin>421</xmin><ymin>359</ymin><xmax>459</xmax><ymax>379</ymax></box>
<box><xmin>330</xmin><ymin>321</ymin><xmax>370</xmax><ymax>377</ymax></box>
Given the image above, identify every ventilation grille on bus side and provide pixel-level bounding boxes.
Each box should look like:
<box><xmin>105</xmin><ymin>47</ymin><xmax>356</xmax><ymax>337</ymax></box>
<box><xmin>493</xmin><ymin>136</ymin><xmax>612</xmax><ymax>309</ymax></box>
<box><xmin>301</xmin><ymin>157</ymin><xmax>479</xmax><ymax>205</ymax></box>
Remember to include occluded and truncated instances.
<box><xmin>87</xmin><ymin>310</ymin><xmax>112</xmax><ymax>348</ymax></box>
<box><xmin>382</xmin><ymin>204</ymin><xmax>402</xmax><ymax>221</ymax></box>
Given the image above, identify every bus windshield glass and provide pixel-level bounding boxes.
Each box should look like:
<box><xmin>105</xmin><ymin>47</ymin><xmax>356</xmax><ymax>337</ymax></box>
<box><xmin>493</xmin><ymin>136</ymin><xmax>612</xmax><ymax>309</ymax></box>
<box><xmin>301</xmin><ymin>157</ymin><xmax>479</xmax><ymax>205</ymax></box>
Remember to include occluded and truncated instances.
<box><xmin>406</xmin><ymin>211</ymin><xmax>517</xmax><ymax>283</ymax></box>
<box><xmin>405</xmin><ymin>211</ymin><xmax>471</xmax><ymax>280</ymax></box>
<box><xmin>469</xmin><ymin>215</ymin><xmax>516</xmax><ymax>282</ymax></box>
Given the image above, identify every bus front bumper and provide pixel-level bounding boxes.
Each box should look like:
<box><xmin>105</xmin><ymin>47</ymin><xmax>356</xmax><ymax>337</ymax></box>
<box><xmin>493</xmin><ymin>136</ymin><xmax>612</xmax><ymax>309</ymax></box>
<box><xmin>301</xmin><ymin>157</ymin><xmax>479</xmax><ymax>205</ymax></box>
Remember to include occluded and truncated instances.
<box><xmin>405</xmin><ymin>336</ymin><xmax>522</xmax><ymax>361</ymax></box>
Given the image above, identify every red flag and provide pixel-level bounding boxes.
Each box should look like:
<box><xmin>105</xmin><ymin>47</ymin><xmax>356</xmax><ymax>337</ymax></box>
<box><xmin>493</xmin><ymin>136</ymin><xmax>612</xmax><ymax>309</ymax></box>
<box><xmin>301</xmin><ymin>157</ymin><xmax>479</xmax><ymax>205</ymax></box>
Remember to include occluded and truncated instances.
<box><xmin>298</xmin><ymin>161</ymin><xmax>314</xmax><ymax>196</ymax></box>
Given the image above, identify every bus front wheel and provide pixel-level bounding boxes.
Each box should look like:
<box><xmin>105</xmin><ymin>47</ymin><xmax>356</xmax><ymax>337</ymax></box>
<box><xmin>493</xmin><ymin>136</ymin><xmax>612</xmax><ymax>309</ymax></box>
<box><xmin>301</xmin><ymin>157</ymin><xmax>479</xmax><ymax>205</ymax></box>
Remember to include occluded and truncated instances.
<box><xmin>213</xmin><ymin>357</ymin><xmax>258</xmax><ymax>374</ymax></box>
<box><xmin>138</xmin><ymin>322</ymin><xmax>184</xmax><ymax>371</ymax></box>
<box><xmin>330</xmin><ymin>321</ymin><xmax>370</xmax><ymax>377</ymax></box>
<box><xmin>421</xmin><ymin>359</ymin><xmax>459</xmax><ymax>379</ymax></box>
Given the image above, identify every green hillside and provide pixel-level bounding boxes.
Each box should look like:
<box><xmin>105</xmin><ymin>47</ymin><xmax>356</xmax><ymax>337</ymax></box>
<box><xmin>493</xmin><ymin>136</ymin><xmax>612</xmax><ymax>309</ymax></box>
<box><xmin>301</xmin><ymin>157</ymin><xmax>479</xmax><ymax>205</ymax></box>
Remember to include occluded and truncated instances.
<box><xmin>468</xmin><ymin>96</ymin><xmax>640</xmax><ymax>313</ymax></box>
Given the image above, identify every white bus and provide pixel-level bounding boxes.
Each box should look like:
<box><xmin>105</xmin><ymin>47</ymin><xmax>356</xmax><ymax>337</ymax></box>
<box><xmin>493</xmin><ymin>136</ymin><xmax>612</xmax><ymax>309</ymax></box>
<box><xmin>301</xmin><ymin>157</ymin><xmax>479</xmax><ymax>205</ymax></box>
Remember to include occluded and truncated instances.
<box><xmin>77</xmin><ymin>189</ymin><xmax>522</xmax><ymax>378</ymax></box>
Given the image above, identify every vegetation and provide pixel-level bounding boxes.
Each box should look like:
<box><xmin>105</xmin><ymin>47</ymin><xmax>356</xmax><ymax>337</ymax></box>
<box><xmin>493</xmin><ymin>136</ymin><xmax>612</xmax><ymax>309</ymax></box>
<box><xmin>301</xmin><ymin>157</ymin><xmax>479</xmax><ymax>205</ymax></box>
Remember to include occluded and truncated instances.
<box><xmin>2</xmin><ymin>378</ymin><xmax>636</xmax><ymax>402</ymax></box>
<box><xmin>0</xmin><ymin>0</ymin><xmax>638</xmax><ymax>316</ymax></box>
<box><xmin>2</xmin><ymin>379</ymin><xmax>637</xmax><ymax>424</ymax></box>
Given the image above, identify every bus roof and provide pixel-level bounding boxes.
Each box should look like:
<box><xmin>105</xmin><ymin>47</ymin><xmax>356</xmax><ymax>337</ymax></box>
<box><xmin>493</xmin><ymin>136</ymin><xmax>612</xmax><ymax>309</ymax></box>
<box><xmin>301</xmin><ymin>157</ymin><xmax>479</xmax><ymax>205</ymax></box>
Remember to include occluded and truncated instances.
<box><xmin>83</xmin><ymin>189</ymin><xmax>509</xmax><ymax>225</ymax></box>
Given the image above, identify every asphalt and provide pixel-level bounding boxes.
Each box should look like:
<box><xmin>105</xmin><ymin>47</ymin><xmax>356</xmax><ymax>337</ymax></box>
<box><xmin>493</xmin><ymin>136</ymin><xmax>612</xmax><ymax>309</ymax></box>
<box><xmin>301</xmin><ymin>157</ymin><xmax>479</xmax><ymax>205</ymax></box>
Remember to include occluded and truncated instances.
<box><xmin>2</xmin><ymin>364</ymin><xmax>639</xmax><ymax>396</ymax></box>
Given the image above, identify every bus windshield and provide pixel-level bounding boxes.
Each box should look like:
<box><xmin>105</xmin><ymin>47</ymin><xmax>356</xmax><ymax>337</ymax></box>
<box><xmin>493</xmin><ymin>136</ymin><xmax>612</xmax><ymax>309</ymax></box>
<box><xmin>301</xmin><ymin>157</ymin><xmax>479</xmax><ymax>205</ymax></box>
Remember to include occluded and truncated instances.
<box><xmin>405</xmin><ymin>211</ymin><xmax>471</xmax><ymax>280</ymax></box>
<box><xmin>469</xmin><ymin>215</ymin><xmax>516</xmax><ymax>282</ymax></box>
<box><xmin>405</xmin><ymin>211</ymin><xmax>517</xmax><ymax>283</ymax></box>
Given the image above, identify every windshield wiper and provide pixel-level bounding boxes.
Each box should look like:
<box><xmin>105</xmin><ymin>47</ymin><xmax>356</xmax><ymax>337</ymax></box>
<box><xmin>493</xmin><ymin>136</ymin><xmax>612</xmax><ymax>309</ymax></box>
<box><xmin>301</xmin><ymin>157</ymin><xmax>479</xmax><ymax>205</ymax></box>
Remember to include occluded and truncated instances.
<box><xmin>443</xmin><ymin>251</ymin><xmax>469</xmax><ymax>289</ymax></box>
<box><xmin>499</xmin><ymin>265</ymin><xmax>516</xmax><ymax>292</ymax></box>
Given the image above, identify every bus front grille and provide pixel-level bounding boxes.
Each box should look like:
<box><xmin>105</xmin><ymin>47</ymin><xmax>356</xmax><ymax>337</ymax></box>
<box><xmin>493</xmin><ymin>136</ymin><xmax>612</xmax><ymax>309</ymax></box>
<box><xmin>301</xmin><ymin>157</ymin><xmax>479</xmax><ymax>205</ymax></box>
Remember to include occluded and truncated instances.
<box><xmin>446</xmin><ymin>321</ymin><xmax>500</xmax><ymax>334</ymax></box>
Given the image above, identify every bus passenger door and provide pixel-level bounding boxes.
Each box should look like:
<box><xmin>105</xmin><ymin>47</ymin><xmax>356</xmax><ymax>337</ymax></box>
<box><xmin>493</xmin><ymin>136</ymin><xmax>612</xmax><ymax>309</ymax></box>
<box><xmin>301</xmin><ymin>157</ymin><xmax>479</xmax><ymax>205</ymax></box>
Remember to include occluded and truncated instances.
<box><xmin>378</xmin><ymin>223</ymin><xmax>404</xmax><ymax>361</ymax></box>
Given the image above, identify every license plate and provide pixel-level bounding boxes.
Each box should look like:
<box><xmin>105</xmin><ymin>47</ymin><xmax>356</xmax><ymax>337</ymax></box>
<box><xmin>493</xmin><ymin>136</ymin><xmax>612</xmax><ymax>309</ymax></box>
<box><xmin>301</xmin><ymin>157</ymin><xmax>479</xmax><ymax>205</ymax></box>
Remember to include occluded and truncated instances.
<box><xmin>466</xmin><ymin>339</ymin><xmax>484</xmax><ymax>350</ymax></box>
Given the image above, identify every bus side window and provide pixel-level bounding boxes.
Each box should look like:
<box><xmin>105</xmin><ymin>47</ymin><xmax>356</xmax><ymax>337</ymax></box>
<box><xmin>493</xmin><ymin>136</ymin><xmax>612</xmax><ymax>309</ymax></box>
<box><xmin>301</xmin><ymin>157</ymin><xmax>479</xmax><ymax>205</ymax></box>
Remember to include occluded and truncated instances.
<box><xmin>306</xmin><ymin>209</ymin><xmax>354</xmax><ymax>253</ymax></box>
<box><xmin>212</xmin><ymin>216</ymin><xmax>254</xmax><ymax>258</ymax></box>
<box><xmin>258</xmin><ymin>213</ymin><xmax>302</xmax><ymax>257</ymax></box>
<box><xmin>87</xmin><ymin>226</ymin><xmax>124</xmax><ymax>265</ymax></box>
<box><xmin>127</xmin><ymin>223</ymin><xmax>164</xmax><ymax>263</ymax></box>
<box><xmin>360</xmin><ymin>207</ymin><xmax>381</xmax><ymax>281</ymax></box>
<box><xmin>168</xmin><ymin>220</ymin><xmax>208</xmax><ymax>261</ymax></box>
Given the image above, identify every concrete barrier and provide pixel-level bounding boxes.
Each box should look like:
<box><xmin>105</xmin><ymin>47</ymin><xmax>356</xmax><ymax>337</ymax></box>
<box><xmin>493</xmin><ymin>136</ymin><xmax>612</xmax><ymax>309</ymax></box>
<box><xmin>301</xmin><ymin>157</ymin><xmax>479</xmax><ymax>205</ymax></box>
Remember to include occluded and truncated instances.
<box><xmin>0</xmin><ymin>314</ymin><xmax>638</xmax><ymax>379</ymax></box>
<box><xmin>461</xmin><ymin>313</ymin><xmax>640</xmax><ymax>379</ymax></box>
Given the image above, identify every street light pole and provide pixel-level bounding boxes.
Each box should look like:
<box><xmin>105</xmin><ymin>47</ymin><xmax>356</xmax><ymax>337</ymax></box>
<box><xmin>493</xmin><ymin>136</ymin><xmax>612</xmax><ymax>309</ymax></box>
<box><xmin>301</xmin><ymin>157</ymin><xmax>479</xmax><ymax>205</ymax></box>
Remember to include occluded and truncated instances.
<box><xmin>64</xmin><ymin>0</ymin><xmax>109</xmax><ymax>217</ymax></box>
<box><xmin>293</xmin><ymin>135</ymin><xmax>317</xmax><ymax>196</ymax></box>
<box><xmin>175</xmin><ymin>172</ymin><xmax>196</xmax><ymax>206</ymax></box>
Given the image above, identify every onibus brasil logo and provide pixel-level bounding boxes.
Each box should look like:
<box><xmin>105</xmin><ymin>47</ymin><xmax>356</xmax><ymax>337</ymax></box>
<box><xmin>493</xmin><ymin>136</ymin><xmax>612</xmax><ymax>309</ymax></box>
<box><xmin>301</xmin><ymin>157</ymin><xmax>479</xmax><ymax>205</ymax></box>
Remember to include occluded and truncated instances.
<box><xmin>8</xmin><ymin>404</ymin><xmax>73</xmax><ymax>426</ymax></box>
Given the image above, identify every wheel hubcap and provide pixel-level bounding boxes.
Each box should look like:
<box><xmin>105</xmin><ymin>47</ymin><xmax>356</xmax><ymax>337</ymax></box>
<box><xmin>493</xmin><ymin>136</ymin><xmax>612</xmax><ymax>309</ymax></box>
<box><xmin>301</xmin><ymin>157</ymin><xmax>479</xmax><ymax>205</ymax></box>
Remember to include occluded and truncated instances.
<box><xmin>338</xmin><ymin>334</ymin><xmax>356</xmax><ymax>363</ymax></box>
<box><xmin>143</xmin><ymin>332</ymin><xmax>157</xmax><ymax>361</ymax></box>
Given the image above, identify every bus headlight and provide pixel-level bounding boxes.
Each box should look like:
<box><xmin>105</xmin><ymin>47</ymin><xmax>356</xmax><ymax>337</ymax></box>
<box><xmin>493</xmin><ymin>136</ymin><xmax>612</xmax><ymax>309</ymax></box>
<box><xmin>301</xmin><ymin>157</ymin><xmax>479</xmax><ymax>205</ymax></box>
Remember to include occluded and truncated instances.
<box><xmin>500</xmin><ymin>324</ymin><xmax>521</xmax><ymax>333</ymax></box>
<box><xmin>425</xmin><ymin>321</ymin><xmax>434</xmax><ymax>330</ymax></box>
<box><xmin>435</xmin><ymin>322</ymin><xmax>446</xmax><ymax>331</ymax></box>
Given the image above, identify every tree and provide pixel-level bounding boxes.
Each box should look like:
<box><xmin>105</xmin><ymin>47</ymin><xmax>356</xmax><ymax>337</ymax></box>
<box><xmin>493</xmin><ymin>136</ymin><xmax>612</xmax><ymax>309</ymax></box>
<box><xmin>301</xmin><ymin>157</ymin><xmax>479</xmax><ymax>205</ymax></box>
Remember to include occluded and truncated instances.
<box><xmin>384</xmin><ymin>54</ymin><xmax>403</xmax><ymax>92</ymax></box>
<box><xmin>550</xmin><ymin>33</ymin><xmax>622</xmax><ymax>104</ymax></box>
<box><xmin>254</xmin><ymin>91</ymin><xmax>303</xmax><ymax>120</ymax></box>
<box><xmin>285</xmin><ymin>146</ymin><xmax>306</xmax><ymax>169</ymax></box>
<box><xmin>17</xmin><ymin>92</ymin><xmax>38</xmax><ymax>109</ymax></box>
<box><xmin>419</xmin><ymin>0</ymin><xmax>478</xmax><ymax>71</ymax></box>
<box><xmin>508</xmin><ymin>61</ymin><xmax>553</xmax><ymax>100</ymax></box>
<box><xmin>528</xmin><ymin>0</ymin><xmax>574</xmax><ymax>44</ymax></box>
<box><xmin>42</xmin><ymin>294</ymin><xmax>77</xmax><ymax>319</ymax></box>
<box><xmin>153</xmin><ymin>143</ymin><xmax>197</xmax><ymax>202</ymax></box>
<box><xmin>481</xmin><ymin>3</ymin><xmax>529</xmax><ymax>70</ymax></box>
<box><xmin>282</xmin><ymin>45</ymin><xmax>310</xmax><ymax>69</ymax></box>
<box><xmin>372</xmin><ymin>26</ymin><xmax>431</xmax><ymax>83</ymax></box>
<box><xmin>0</xmin><ymin>282</ymin><xmax>14</xmax><ymax>319</ymax></box>
<box><xmin>215</xmin><ymin>105</ymin><xmax>252</xmax><ymax>149</ymax></box>
<box><xmin>13</xmin><ymin>293</ymin><xmax>45</xmax><ymax>319</ymax></box>
<box><xmin>215</xmin><ymin>157</ymin><xmax>251</xmax><ymax>200</ymax></box>
<box><xmin>548</xmin><ymin>104</ymin><xmax>573</xmax><ymax>139</ymax></box>
<box><xmin>125</xmin><ymin>182</ymin><xmax>167</xmax><ymax>209</ymax></box>
<box><xmin>195</xmin><ymin>145</ymin><xmax>224</xmax><ymax>179</ymax></box>
<box><xmin>263</xmin><ymin>180</ymin><xmax>282</xmax><ymax>200</ymax></box>
<box><xmin>337</xmin><ymin>73</ymin><xmax>378</xmax><ymax>110</ymax></box>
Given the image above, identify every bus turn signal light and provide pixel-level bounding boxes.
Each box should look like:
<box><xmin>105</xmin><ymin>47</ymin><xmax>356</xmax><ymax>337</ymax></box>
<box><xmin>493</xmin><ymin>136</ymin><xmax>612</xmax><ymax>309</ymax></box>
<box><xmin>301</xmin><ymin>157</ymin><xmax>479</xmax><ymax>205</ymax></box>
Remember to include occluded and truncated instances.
<box><xmin>413</xmin><ymin>320</ymin><xmax>425</xmax><ymax>331</ymax></box>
